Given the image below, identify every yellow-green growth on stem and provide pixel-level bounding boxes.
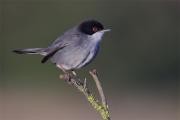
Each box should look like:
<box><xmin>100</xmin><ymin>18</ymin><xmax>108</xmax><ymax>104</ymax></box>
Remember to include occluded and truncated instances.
<box><xmin>87</xmin><ymin>95</ymin><xmax>110</xmax><ymax>120</ymax></box>
<box><xmin>60</xmin><ymin>69</ymin><xmax>111</xmax><ymax>120</ymax></box>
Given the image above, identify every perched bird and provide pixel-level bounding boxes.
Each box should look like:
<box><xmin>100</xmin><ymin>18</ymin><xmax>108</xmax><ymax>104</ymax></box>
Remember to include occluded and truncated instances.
<box><xmin>13</xmin><ymin>20</ymin><xmax>110</xmax><ymax>72</ymax></box>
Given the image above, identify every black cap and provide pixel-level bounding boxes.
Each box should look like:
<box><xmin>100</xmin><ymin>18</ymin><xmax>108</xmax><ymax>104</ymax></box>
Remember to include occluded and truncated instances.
<box><xmin>79</xmin><ymin>20</ymin><xmax>104</xmax><ymax>35</ymax></box>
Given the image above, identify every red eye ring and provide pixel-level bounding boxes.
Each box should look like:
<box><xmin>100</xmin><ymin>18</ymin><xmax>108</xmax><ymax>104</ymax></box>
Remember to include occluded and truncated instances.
<box><xmin>92</xmin><ymin>27</ymin><xmax>98</xmax><ymax>32</ymax></box>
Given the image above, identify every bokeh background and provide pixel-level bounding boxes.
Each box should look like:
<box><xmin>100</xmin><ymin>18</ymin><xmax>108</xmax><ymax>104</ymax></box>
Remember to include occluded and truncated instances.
<box><xmin>0</xmin><ymin>0</ymin><xmax>179</xmax><ymax>120</ymax></box>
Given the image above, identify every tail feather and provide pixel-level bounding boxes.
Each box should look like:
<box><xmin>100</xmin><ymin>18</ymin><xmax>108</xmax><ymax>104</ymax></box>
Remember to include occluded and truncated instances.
<box><xmin>13</xmin><ymin>48</ymin><xmax>46</xmax><ymax>55</ymax></box>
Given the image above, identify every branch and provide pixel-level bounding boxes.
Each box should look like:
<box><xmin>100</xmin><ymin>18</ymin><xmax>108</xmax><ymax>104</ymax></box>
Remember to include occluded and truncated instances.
<box><xmin>89</xmin><ymin>69</ymin><xmax>107</xmax><ymax>107</ymax></box>
<box><xmin>59</xmin><ymin>70</ymin><xmax>111</xmax><ymax>120</ymax></box>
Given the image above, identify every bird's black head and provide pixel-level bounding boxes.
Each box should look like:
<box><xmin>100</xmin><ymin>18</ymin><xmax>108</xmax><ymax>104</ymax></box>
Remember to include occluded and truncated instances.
<box><xmin>79</xmin><ymin>20</ymin><xmax>104</xmax><ymax>35</ymax></box>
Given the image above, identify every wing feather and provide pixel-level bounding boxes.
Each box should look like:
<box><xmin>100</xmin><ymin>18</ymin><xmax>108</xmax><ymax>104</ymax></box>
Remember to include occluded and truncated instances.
<box><xmin>41</xmin><ymin>43</ymin><xmax>68</xmax><ymax>63</ymax></box>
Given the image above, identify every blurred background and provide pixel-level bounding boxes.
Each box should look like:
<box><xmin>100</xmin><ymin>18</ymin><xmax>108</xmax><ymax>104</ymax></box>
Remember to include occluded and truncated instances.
<box><xmin>0</xmin><ymin>0</ymin><xmax>179</xmax><ymax>120</ymax></box>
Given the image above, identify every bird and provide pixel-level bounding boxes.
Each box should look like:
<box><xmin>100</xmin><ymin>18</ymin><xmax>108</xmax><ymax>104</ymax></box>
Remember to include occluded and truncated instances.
<box><xmin>13</xmin><ymin>20</ymin><xmax>110</xmax><ymax>72</ymax></box>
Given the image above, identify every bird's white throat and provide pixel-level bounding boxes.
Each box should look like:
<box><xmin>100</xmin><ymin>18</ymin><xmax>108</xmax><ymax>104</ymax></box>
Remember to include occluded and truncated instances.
<box><xmin>90</xmin><ymin>29</ymin><xmax>110</xmax><ymax>42</ymax></box>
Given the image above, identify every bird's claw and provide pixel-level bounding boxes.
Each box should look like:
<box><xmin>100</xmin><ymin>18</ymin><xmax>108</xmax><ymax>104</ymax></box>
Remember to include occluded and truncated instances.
<box><xmin>59</xmin><ymin>73</ymin><xmax>73</xmax><ymax>84</ymax></box>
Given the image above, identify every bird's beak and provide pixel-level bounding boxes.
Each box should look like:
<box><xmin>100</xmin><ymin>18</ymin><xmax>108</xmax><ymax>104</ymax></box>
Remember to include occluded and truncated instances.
<box><xmin>101</xmin><ymin>29</ymin><xmax>111</xmax><ymax>33</ymax></box>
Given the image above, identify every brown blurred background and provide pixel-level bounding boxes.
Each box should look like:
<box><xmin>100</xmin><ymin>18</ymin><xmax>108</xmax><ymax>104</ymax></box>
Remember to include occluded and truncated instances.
<box><xmin>0</xmin><ymin>1</ymin><xmax>179</xmax><ymax>120</ymax></box>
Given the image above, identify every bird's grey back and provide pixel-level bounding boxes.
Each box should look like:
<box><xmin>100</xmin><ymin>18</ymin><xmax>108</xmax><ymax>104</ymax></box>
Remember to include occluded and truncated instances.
<box><xmin>50</xmin><ymin>27</ymin><xmax>81</xmax><ymax>47</ymax></box>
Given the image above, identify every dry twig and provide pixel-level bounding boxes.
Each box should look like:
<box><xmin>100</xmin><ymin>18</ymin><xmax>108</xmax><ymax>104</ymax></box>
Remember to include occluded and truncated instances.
<box><xmin>59</xmin><ymin>69</ymin><xmax>111</xmax><ymax>120</ymax></box>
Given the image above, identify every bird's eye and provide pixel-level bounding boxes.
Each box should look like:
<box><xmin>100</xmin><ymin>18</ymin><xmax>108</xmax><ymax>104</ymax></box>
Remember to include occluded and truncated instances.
<box><xmin>92</xmin><ymin>27</ymin><xmax>98</xmax><ymax>33</ymax></box>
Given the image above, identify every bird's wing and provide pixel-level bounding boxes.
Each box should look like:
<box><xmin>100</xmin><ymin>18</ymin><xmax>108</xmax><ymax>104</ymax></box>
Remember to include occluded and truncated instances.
<box><xmin>41</xmin><ymin>28</ymin><xmax>81</xmax><ymax>63</ymax></box>
<box><xmin>41</xmin><ymin>43</ymin><xmax>68</xmax><ymax>63</ymax></box>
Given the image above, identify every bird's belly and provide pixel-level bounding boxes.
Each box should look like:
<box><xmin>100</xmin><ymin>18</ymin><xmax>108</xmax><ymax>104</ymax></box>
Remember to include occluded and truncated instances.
<box><xmin>51</xmin><ymin>46</ymin><xmax>91</xmax><ymax>70</ymax></box>
<box><xmin>75</xmin><ymin>50</ymin><xmax>95</xmax><ymax>69</ymax></box>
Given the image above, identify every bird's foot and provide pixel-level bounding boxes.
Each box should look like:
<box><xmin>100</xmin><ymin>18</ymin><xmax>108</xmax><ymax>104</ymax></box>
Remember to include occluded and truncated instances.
<box><xmin>59</xmin><ymin>72</ymin><xmax>73</xmax><ymax>84</ymax></box>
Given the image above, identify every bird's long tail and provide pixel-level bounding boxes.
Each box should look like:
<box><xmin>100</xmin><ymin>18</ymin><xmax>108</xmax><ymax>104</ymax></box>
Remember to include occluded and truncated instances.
<box><xmin>13</xmin><ymin>48</ymin><xmax>46</xmax><ymax>55</ymax></box>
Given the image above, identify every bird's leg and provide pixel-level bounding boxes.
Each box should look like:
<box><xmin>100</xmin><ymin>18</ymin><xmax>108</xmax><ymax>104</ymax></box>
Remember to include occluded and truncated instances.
<box><xmin>71</xmin><ymin>70</ymin><xmax>86</xmax><ymax>87</ymax></box>
<box><xmin>57</xmin><ymin>64</ymin><xmax>67</xmax><ymax>73</ymax></box>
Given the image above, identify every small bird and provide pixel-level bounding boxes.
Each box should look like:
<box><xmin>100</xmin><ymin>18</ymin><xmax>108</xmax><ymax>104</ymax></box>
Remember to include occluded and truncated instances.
<box><xmin>13</xmin><ymin>20</ymin><xmax>110</xmax><ymax>72</ymax></box>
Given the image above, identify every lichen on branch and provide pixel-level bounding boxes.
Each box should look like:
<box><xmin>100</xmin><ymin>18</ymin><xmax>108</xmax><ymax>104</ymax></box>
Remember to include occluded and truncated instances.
<box><xmin>59</xmin><ymin>69</ymin><xmax>111</xmax><ymax>120</ymax></box>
